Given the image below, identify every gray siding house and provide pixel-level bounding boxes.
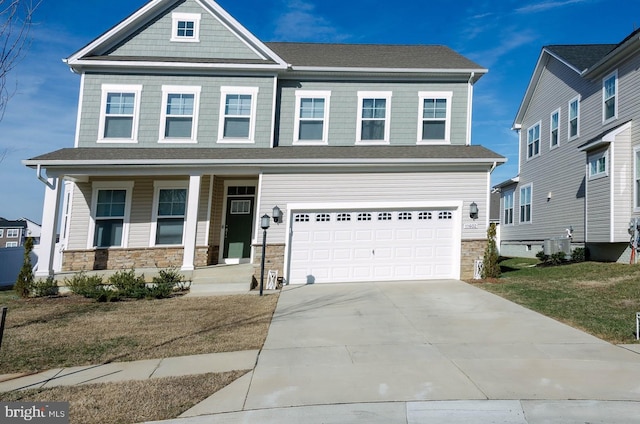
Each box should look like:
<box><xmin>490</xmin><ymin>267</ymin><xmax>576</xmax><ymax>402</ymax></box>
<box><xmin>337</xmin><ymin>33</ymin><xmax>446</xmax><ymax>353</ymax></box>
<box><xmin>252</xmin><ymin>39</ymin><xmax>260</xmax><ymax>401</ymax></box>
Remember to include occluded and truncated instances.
<box><xmin>498</xmin><ymin>29</ymin><xmax>640</xmax><ymax>261</ymax></box>
<box><xmin>25</xmin><ymin>0</ymin><xmax>504</xmax><ymax>284</ymax></box>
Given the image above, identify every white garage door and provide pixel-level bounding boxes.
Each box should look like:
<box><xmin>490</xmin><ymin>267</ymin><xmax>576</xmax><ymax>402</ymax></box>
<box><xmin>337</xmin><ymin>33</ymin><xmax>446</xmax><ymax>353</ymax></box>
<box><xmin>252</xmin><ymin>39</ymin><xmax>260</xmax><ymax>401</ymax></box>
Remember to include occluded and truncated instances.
<box><xmin>289</xmin><ymin>208</ymin><xmax>458</xmax><ymax>284</ymax></box>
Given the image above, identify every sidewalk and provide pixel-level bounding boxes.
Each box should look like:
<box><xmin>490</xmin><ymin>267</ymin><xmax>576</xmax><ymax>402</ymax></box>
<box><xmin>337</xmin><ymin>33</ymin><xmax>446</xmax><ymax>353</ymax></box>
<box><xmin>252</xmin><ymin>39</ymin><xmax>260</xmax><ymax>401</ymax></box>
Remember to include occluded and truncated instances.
<box><xmin>0</xmin><ymin>350</ymin><xmax>259</xmax><ymax>392</ymax></box>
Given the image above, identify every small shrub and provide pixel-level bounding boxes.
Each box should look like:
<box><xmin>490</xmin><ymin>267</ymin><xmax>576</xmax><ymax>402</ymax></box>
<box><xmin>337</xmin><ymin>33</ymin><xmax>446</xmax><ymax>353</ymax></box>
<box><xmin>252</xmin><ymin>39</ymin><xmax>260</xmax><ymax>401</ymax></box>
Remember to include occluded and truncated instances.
<box><xmin>31</xmin><ymin>276</ymin><xmax>58</xmax><ymax>297</ymax></box>
<box><xmin>482</xmin><ymin>223</ymin><xmax>501</xmax><ymax>279</ymax></box>
<box><xmin>15</xmin><ymin>237</ymin><xmax>34</xmax><ymax>298</ymax></box>
<box><xmin>149</xmin><ymin>268</ymin><xmax>189</xmax><ymax>299</ymax></box>
<box><xmin>549</xmin><ymin>251</ymin><xmax>567</xmax><ymax>265</ymax></box>
<box><xmin>108</xmin><ymin>269</ymin><xmax>146</xmax><ymax>299</ymax></box>
<box><xmin>536</xmin><ymin>250</ymin><xmax>548</xmax><ymax>262</ymax></box>
<box><xmin>571</xmin><ymin>247</ymin><xmax>587</xmax><ymax>262</ymax></box>
<box><xmin>65</xmin><ymin>272</ymin><xmax>105</xmax><ymax>298</ymax></box>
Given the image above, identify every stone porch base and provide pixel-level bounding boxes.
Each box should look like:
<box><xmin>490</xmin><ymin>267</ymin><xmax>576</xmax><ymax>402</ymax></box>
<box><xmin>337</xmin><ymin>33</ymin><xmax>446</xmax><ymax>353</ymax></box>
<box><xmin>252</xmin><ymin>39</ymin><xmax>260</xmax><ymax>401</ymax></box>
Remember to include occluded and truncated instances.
<box><xmin>62</xmin><ymin>246</ymin><xmax>209</xmax><ymax>271</ymax></box>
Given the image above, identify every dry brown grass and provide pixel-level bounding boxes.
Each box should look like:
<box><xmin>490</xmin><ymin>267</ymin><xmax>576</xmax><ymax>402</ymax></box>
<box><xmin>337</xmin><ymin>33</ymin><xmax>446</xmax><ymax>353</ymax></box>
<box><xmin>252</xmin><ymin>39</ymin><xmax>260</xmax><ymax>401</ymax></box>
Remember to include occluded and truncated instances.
<box><xmin>0</xmin><ymin>371</ymin><xmax>247</xmax><ymax>424</ymax></box>
<box><xmin>0</xmin><ymin>293</ymin><xmax>279</xmax><ymax>374</ymax></box>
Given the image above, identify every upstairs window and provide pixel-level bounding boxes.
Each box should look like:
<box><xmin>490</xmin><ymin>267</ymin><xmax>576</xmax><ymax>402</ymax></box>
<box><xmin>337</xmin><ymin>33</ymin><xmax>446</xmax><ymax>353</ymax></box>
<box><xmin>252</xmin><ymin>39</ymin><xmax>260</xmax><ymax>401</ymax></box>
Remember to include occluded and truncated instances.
<box><xmin>550</xmin><ymin>109</ymin><xmax>559</xmax><ymax>149</ymax></box>
<box><xmin>160</xmin><ymin>86</ymin><xmax>200</xmax><ymax>143</ymax></box>
<box><xmin>418</xmin><ymin>92</ymin><xmax>452</xmax><ymax>143</ymax></box>
<box><xmin>519</xmin><ymin>184</ymin><xmax>532</xmax><ymax>223</ymax></box>
<box><xmin>218</xmin><ymin>87</ymin><xmax>259</xmax><ymax>143</ymax></box>
<box><xmin>357</xmin><ymin>91</ymin><xmax>391</xmax><ymax>143</ymax></box>
<box><xmin>603</xmin><ymin>71</ymin><xmax>617</xmax><ymax>122</ymax></box>
<box><xmin>294</xmin><ymin>91</ymin><xmax>330</xmax><ymax>144</ymax></box>
<box><xmin>171</xmin><ymin>13</ymin><xmax>201</xmax><ymax>42</ymax></box>
<box><xmin>588</xmin><ymin>151</ymin><xmax>608</xmax><ymax>179</ymax></box>
<box><xmin>503</xmin><ymin>190</ymin><xmax>514</xmax><ymax>225</ymax></box>
<box><xmin>569</xmin><ymin>96</ymin><xmax>580</xmax><ymax>139</ymax></box>
<box><xmin>6</xmin><ymin>228</ymin><xmax>19</xmax><ymax>238</ymax></box>
<box><xmin>99</xmin><ymin>84</ymin><xmax>142</xmax><ymax>142</ymax></box>
<box><xmin>527</xmin><ymin>122</ymin><xmax>540</xmax><ymax>159</ymax></box>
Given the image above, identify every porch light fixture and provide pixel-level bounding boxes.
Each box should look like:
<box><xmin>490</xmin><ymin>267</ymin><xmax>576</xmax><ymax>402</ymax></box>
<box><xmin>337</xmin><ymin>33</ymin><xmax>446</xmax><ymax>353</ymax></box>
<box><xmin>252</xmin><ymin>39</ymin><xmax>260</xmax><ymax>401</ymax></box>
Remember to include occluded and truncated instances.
<box><xmin>272</xmin><ymin>205</ymin><xmax>282</xmax><ymax>223</ymax></box>
<box><xmin>259</xmin><ymin>214</ymin><xmax>271</xmax><ymax>296</ymax></box>
<box><xmin>469</xmin><ymin>202</ymin><xmax>479</xmax><ymax>220</ymax></box>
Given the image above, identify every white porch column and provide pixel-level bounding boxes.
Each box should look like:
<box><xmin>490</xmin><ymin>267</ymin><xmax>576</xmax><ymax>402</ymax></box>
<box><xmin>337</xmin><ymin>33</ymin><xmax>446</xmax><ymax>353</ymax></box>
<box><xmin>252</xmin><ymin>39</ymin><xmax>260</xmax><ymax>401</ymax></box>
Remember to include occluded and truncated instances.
<box><xmin>36</xmin><ymin>177</ymin><xmax>62</xmax><ymax>277</ymax></box>
<box><xmin>181</xmin><ymin>174</ymin><xmax>201</xmax><ymax>271</ymax></box>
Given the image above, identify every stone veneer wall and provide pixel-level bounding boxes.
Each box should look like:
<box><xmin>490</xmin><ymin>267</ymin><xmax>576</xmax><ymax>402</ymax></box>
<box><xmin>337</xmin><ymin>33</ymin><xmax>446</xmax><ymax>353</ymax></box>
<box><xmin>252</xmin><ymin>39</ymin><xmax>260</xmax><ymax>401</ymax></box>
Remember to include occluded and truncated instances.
<box><xmin>62</xmin><ymin>247</ymin><xmax>209</xmax><ymax>271</ymax></box>
<box><xmin>460</xmin><ymin>239</ymin><xmax>487</xmax><ymax>280</ymax></box>
<box><xmin>252</xmin><ymin>243</ymin><xmax>285</xmax><ymax>287</ymax></box>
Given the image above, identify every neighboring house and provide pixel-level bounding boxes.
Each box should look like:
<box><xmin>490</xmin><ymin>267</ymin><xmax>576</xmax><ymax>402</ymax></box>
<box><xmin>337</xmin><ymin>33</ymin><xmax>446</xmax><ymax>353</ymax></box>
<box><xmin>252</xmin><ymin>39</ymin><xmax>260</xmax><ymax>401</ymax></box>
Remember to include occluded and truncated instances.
<box><xmin>20</xmin><ymin>217</ymin><xmax>42</xmax><ymax>245</ymax></box>
<box><xmin>24</xmin><ymin>0</ymin><xmax>504</xmax><ymax>284</ymax></box>
<box><xmin>0</xmin><ymin>218</ymin><xmax>27</xmax><ymax>248</ymax></box>
<box><xmin>497</xmin><ymin>29</ymin><xmax>640</xmax><ymax>261</ymax></box>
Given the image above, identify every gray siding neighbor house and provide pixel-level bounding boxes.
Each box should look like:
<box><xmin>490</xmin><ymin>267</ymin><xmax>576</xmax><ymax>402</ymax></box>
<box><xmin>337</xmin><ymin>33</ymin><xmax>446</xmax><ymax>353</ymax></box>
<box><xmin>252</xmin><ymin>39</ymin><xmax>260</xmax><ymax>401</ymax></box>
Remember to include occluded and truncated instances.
<box><xmin>25</xmin><ymin>0</ymin><xmax>504</xmax><ymax>284</ymax></box>
<box><xmin>497</xmin><ymin>29</ymin><xmax>640</xmax><ymax>261</ymax></box>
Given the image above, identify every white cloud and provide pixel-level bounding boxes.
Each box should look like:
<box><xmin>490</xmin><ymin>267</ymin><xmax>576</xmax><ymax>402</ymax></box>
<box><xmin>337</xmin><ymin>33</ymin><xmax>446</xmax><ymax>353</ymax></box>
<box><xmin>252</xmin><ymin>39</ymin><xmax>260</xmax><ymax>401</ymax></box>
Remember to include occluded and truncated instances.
<box><xmin>515</xmin><ymin>0</ymin><xmax>590</xmax><ymax>14</ymax></box>
<box><xmin>467</xmin><ymin>28</ymin><xmax>537</xmax><ymax>68</ymax></box>
<box><xmin>273</xmin><ymin>0</ymin><xmax>349</xmax><ymax>42</ymax></box>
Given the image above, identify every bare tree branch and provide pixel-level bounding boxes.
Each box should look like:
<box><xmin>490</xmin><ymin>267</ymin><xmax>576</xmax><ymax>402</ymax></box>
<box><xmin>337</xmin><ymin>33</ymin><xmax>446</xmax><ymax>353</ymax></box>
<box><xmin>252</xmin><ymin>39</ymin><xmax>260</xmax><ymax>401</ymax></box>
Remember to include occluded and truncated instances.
<box><xmin>0</xmin><ymin>0</ymin><xmax>41</xmax><ymax>122</ymax></box>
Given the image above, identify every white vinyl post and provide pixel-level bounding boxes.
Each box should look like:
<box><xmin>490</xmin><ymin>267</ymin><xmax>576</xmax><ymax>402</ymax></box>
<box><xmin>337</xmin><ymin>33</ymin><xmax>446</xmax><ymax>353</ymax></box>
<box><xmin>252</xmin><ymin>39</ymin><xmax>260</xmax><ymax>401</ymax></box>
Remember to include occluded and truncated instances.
<box><xmin>181</xmin><ymin>174</ymin><xmax>201</xmax><ymax>271</ymax></box>
<box><xmin>36</xmin><ymin>177</ymin><xmax>62</xmax><ymax>277</ymax></box>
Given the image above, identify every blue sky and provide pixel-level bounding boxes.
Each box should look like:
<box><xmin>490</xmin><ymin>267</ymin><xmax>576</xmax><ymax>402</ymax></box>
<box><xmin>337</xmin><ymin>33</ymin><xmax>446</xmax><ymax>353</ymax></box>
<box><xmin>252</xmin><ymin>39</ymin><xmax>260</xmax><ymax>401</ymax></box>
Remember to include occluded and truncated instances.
<box><xmin>1</xmin><ymin>0</ymin><xmax>639</xmax><ymax>222</ymax></box>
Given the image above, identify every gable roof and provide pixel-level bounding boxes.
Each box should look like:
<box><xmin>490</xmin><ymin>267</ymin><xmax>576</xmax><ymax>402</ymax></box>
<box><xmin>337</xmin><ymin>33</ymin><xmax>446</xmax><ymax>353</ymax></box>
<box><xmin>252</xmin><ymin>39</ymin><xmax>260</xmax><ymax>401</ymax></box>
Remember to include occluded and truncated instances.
<box><xmin>514</xmin><ymin>28</ymin><xmax>640</xmax><ymax>128</ymax></box>
<box><xmin>0</xmin><ymin>218</ymin><xmax>27</xmax><ymax>230</ymax></box>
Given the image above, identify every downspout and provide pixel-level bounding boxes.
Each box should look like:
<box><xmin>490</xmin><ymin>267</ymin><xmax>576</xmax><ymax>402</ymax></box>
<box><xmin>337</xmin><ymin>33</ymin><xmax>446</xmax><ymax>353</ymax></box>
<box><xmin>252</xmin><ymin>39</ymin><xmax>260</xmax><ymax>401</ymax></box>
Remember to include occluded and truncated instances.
<box><xmin>36</xmin><ymin>164</ymin><xmax>56</xmax><ymax>189</ymax></box>
<box><xmin>466</xmin><ymin>72</ymin><xmax>475</xmax><ymax>146</ymax></box>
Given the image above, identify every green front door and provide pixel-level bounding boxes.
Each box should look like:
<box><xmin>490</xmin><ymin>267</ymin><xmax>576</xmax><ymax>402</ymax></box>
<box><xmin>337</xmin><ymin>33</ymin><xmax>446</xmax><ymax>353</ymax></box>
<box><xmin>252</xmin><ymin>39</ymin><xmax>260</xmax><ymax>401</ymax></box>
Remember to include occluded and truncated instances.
<box><xmin>223</xmin><ymin>197</ymin><xmax>254</xmax><ymax>259</ymax></box>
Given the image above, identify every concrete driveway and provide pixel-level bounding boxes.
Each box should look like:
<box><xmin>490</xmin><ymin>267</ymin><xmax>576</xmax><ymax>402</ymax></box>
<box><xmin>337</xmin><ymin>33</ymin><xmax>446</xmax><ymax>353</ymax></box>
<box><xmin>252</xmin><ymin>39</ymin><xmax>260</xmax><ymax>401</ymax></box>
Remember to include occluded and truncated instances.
<box><xmin>162</xmin><ymin>280</ymin><xmax>640</xmax><ymax>423</ymax></box>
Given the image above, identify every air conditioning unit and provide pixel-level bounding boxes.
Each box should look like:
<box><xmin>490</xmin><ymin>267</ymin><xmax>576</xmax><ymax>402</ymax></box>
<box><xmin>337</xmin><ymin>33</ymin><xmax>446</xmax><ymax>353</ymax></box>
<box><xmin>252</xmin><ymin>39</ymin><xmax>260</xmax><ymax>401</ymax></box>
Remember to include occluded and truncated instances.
<box><xmin>543</xmin><ymin>237</ymin><xmax>571</xmax><ymax>255</ymax></box>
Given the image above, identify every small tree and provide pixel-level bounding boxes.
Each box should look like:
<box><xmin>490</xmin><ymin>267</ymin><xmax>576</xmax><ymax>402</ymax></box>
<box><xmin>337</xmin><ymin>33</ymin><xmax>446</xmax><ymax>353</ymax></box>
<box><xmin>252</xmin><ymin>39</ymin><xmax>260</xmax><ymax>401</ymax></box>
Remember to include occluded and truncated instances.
<box><xmin>482</xmin><ymin>223</ymin><xmax>501</xmax><ymax>279</ymax></box>
<box><xmin>15</xmin><ymin>236</ymin><xmax>34</xmax><ymax>297</ymax></box>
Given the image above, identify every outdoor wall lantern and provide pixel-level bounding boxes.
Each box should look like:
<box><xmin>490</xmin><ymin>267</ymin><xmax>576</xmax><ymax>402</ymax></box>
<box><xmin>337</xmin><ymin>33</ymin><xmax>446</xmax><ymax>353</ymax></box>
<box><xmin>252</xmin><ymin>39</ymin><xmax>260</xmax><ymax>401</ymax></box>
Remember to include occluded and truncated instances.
<box><xmin>272</xmin><ymin>205</ymin><xmax>282</xmax><ymax>223</ymax></box>
<box><xmin>259</xmin><ymin>214</ymin><xmax>271</xmax><ymax>296</ymax></box>
<box><xmin>469</xmin><ymin>202</ymin><xmax>479</xmax><ymax>220</ymax></box>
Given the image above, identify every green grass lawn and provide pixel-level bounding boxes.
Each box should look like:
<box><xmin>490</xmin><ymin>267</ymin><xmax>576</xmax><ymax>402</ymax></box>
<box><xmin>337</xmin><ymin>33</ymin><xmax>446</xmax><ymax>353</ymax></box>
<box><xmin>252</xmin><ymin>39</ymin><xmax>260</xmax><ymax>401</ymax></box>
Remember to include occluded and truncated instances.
<box><xmin>475</xmin><ymin>259</ymin><xmax>640</xmax><ymax>344</ymax></box>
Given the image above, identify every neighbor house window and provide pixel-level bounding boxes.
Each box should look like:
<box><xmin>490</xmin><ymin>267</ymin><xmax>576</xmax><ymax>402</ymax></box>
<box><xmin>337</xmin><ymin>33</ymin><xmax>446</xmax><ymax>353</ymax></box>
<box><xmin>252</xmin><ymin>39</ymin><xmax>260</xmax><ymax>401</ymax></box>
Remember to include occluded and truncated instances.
<box><xmin>550</xmin><ymin>109</ymin><xmax>560</xmax><ymax>149</ymax></box>
<box><xmin>98</xmin><ymin>84</ymin><xmax>142</xmax><ymax>142</ymax></box>
<box><xmin>569</xmin><ymin>96</ymin><xmax>580</xmax><ymax>139</ymax></box>
<box><xmin>520</xmin><ymin>184</ymin><xmax>532</xmax><ymax>223</ymax></box>
<box><xmin>152</xmin><ymin>182</ymin><xmax>187</xmax><ymax>245</ymax></box>
<box><xmin>0</xmin><ymin>229</ymin><xmax>3</xmax><ymax>237</ymax></box>
<box><xmin>418</xmin><ymin>91</ymin><xmax>452</xmax><ymax>143</ymax></box>
<box><xmin>589</xmin><ymin>151</ymin><xmax>607</xmax><ymax>179</ymax></box>
<box><xmin>527</xmin><ymin>122</ymin><xmax>540</xmax><ymax>159</ymax></box>
<box><xmin>294</xmin><ymin>91</ymin><xmax>330</xmax><ymax>144</ymax></box>
<box><xmin>356</xmin><ymin>91</ymin><xmax>391</xmax><ymax>143</ymax></box>
<box><xmin>91</xmin><ymin>182</ymin><xmax>133</xmax><ymax>248</ymax></box>
<box><xmin>218</xmin><ymin>87</ymin><xmax>258</xmax><ymax>143</ymax></box>
<box><xmin>159</xmin><ymin>86</ymin><xmax>201</xmax><ymax>143</ymax></box>
<box><xmin>171</xmin><ymin>13</ymin><xmax>201</xmax><ymax>42</ymax></box>
<box><xmin>503</xmin><ymin>190</ymin><xmax>514</xmax><ymax>225</ymax></box>
<box><xmin>603</xmin><ymin>70</ymin><xmax>617</xmax><ymax>122</ymax></box>
<box><xmin>6</xmin><ymin>228</ymin><xmax>19</xmax><ymax>238</ymax></box>
<box><xmin>6</xmin><ymin>242</ymin><xmax>18</xmax><ymax>247</ymax></box>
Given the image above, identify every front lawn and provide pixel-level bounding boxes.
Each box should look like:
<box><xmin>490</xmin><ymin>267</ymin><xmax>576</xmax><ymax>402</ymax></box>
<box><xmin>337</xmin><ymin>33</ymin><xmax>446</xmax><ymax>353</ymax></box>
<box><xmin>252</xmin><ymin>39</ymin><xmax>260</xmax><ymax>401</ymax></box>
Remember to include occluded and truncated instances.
<box><xmin>475</xmin><ymin>260</ymin><xmax>640</xmax><ymax>344</ymax></box>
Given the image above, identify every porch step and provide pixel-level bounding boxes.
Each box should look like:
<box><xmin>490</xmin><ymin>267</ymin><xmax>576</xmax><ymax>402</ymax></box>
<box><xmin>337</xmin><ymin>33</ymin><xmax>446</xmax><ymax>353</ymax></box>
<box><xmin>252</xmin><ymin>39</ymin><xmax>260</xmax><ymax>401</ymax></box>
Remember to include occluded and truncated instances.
<box><xmin>186</xmin><ymin>263</ymin><xmax>254</xmax><ymax>296</ymax></box>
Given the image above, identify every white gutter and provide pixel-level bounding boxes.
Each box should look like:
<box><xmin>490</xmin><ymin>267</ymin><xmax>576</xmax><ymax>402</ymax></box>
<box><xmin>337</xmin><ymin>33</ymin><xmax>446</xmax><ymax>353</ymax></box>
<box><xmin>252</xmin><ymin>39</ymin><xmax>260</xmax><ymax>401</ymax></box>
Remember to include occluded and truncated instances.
<box><xmin>36</xmin><ymin>164</ymin><xmax>55</xmax><ymax>189</ymax></box>
<box><xmin>290</xmin><ymin>66</ymin><xmax>488</xmax><ymax>75</ymax></box>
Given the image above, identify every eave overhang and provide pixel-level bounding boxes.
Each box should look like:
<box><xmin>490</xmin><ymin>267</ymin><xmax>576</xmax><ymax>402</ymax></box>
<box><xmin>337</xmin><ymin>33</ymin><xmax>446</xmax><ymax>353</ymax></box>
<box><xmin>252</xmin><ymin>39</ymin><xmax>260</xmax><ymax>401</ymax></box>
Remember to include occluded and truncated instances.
<box><xmin>578</xmin><ymin>120</ymin><xmax>632</xmax><ymax>152</ymax></box>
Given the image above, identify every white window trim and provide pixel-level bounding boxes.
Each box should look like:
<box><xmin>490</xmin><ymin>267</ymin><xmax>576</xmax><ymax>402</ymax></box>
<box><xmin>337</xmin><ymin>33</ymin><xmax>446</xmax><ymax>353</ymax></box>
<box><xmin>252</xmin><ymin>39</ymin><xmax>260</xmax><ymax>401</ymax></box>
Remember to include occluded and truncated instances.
<box><xmin>356</xmin><ymin>91</ymin><xmax>392</xmax><ymax>145</ymax></box>
<box><xmin>293</xmin><ymin>90</ymin><xmax>331</xmax><ymax>145</ymax></box>
<box><xmin>98</xmin><ymin>84</ymin><xmax>143</xmax><ymax>144</ymax></box>
<box><xmin>6</xmin><ymin>228</ymin><xmax>19</xmax><ymax>238</ymax></box>
<box><xmin>217</xmin><ymin>86</ymin><xmax>259</xmax><ymax>144</ymax></box>
<box><xmin>6</xmin><ymin>242</ymin><xmax>18</xmax><ymax>247</ymax></box>
<box><xmin>550</xmin><ymin>108</ymin><xmax>560</xmax><ymax>150</ymax></box>
<box><xmin>171</xmin><ymin>12</ymin><xmax>201</xmax><ymax>42</ymax></box>
<box><xmin>602</xmin><ymin>70</ymin><xmax>618</xmax><ymax>124</ymax></box>
<box><xmin>568</xmin><ymin>95</ymin><xmax>580</xmax><ymax>141</ymax></box>
<box><xmin>519</xmin><ymin>183</ymin><xmax>532</xmax><ymax>224</ymax></box>
<box><xmin>87</xmin><ymin>181</ymin><xmax>134</xmax><ymax>249</ymax></box>
<box><xmin>588</xmin><ymin>150</ymin><xmax>608</xmax><ymax>180</ymax></box>
<box><xmin>417</xmin><ymin>91</ymin><xmax>452</xmax><ymax>144</ymax></box>
<box><xmin>0</xmin><ymin>229</ymin><xmax>3</xmax><ymax>237</ymax></box>
<box><xmin>503</xmin><ymin>190</ymin><xmax>514</xmax><ymax>226</ymax></box>
<box><xmin>158</xmin><ymin>85</ymin><xmax>201</xmax><ymax>144</ymax></box>
<box><xmin>526</xmin><ymin>121</ymin><xmax>541</xmax><ymax>160</ymax></box>
<box><xmin>150</xmin><ymin>181</ymin><xmax>189</xmax><ymax>247</ymax></box>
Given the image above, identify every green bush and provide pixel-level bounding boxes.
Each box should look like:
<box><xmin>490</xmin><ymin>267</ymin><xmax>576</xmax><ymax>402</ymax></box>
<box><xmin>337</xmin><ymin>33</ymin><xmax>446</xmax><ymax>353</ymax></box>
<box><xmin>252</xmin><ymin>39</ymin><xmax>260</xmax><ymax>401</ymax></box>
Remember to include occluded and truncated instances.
<box><xmin>31</xmin><ymin>276</ymin><xmax>58</xmax><ymax>297</ymax></box>
<box><xmin>482</xmin><ymin>223</ymin><xmax>501</xmax><ymax>279</ymax></box>
<box><xmin>15</xmin><ymin>237</ymin><xmax>34</xmax><ymax>298</ymax></box>
<box><xmin>108</xmin><ymin>269</ymin><xmax>146</xmax><ymax>299</ymax></box>
<box><xmin>571</xmin><ymin>247</ymin><xmax>587</xmax><ymax>262</ymax></box>
<box><xmin>536</xmin><ymin>250</ymin><xmax>548</xmax><ymax>262</ymax></box>
<box><xmin>549</xmin><ymin>251</ymin><xmax>567</xmax><ymax>265</ymax></box>
<box><xmin>148</xmin><ymin>268</ymin><xmax>185</xmax><ymax>299</ymax></box>
<box><xmin>65</xmin><ymin>272</ymin><xmax>105</xmax><ymax>298</ymax></box>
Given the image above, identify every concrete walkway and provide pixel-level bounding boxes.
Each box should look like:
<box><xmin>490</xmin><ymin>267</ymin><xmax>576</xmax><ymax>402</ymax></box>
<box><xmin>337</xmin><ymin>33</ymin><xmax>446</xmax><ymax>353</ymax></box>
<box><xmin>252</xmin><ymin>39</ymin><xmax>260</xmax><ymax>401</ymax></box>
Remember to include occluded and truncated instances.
<box><xmin>150</xmin><ymin>280</ymin><xmax>640</xmax><ymax>423</ymax></box>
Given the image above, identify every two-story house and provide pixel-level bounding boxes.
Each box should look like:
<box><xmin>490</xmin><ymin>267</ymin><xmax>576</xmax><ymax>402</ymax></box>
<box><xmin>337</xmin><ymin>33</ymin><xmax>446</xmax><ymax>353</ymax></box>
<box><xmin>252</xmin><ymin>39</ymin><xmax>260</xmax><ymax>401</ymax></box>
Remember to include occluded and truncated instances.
<box><xmin>497</xmin><ymin>29</ymin><xmax>640</xmax><ymax>261</ymax></box>
<box><xmin>25</xmin><ymin>0</ymin><xmax>504</xmax><ymax>284</ymax></box>
<box><xmin>0</xmin><ymin>218</ymin><xmax>27</xmax><ymax>248</ymax></box>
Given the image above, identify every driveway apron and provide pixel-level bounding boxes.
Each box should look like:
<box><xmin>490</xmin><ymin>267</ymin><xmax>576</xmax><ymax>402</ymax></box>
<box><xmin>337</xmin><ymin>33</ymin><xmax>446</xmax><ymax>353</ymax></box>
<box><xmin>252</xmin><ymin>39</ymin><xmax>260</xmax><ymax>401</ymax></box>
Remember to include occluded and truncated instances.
<box><xmin>243</xmin><ymin>280</ymin><xmax>640</xmax><ymax>410</ymax></box>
